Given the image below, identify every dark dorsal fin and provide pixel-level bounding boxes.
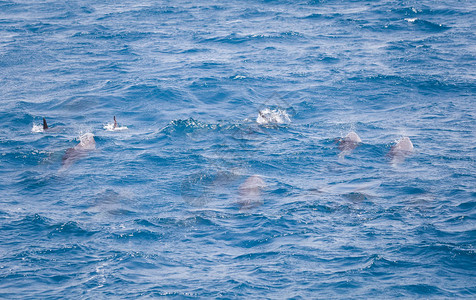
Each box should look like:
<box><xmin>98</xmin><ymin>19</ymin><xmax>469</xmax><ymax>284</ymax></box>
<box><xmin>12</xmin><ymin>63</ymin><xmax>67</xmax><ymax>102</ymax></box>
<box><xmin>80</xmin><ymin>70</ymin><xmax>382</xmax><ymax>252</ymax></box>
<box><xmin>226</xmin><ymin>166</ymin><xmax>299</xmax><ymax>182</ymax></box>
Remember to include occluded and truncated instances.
<box><xmin>43</xmin><ymin>118</ymin><xmax>48</xmax><ymax>130</ymax></box>
<box><xmin>113</xmin><ymin>116</ymin><xmax>117</xmax><ymax>129</ymax></box>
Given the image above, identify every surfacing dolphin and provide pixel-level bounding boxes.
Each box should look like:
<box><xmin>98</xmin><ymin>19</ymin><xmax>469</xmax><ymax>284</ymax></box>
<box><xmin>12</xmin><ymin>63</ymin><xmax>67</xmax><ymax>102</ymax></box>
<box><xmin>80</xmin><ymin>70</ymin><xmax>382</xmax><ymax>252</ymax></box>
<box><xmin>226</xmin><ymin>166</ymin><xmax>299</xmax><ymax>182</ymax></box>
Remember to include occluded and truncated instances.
<box><xmin>338</xmin><ymin>131</ymin><xmax>362</xmax><ymax>152</ymax></box>
<box><xmin>61</xmin><ymin>132</ymin><xmax>96</xmax><ymax>171</ymax></box>
<box><xmin>389</xmin><ymin>136</ymin><xmax>414</xmax><ymax>164</ymax></box>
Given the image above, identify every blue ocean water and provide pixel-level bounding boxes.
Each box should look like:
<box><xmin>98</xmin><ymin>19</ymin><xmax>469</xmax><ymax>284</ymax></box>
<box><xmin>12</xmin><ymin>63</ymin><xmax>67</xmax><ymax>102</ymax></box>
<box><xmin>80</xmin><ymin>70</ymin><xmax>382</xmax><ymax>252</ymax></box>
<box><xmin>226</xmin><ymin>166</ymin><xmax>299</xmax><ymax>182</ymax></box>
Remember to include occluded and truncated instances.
<box><xmin>1</xmin><ymin>0</ymin><xmax>475</xmax><ymax>298</ymax></box>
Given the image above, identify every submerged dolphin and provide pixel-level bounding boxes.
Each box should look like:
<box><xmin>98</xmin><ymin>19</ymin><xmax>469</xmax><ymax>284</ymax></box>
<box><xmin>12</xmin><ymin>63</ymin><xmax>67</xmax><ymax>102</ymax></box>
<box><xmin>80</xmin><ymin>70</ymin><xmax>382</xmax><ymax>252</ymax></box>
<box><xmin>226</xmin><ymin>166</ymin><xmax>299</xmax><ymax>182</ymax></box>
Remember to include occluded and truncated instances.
<box><xmin>238</xmin><ymin>175</ymin><xmax>266</xmax><ymax>210</ymax></box>
<box><xmin>389</xmin><ymin>136</ymin><xmax>414</xmax><ymax>164</ymax></box>
<box><xmin>61</xmin><ymin>133</ymin><xmax>96</xmax><ymax>170</ymax></box>
<box><xmin>338</xmin><ymin>131</ymin><xmax>362</xmax><ymax>152</ymax></box>
<box><xmin>313</xmin><ymin>180</ymin><xmax>381</xmax><ymax>203</ymax></box>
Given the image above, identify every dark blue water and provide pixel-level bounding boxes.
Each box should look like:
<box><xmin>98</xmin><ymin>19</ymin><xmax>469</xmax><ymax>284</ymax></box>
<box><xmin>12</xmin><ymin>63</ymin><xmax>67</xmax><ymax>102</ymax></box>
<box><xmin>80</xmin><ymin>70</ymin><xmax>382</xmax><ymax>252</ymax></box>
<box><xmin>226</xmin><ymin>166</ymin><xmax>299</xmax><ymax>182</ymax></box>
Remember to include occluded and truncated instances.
<box><xmin>1</xmin><ymin>0</ymin><xmax>475</xmax><ymax>298</ymax></box>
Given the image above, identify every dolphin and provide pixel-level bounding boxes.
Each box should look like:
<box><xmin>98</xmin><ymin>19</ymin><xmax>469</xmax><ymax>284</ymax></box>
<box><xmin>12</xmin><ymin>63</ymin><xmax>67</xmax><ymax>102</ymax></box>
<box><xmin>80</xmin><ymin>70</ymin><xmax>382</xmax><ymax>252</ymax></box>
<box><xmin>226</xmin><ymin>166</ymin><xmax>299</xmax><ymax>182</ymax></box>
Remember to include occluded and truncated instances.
<box><xmin>389</xmin><ymin>136</ymin><xmax>414</xmax><ymax>164</ymax></box>
<box><xmin>32</xmin><ymin>118</ymin><xmax>63</xmax><ymax>133</ymax></box>
<box><xmin>238</xmin><ymin>175</ymin><xmax>266</xmax><ymax>210</ymax></box>
<box><xmin>104</xmin><ymin>116</ymin><xmax>127</xmax><ymax>131</ymax></box>
<box><xmin>61</xmin><ymin>132</ymin><xmax>96</xmax><ymax>170</ymax></box>
<box><xmin>338</xmin><ymin>131</ymin><xmax>362</xmax><ymax>152</ymax></box>
<box><xmin>32</xmin><ymin>117</ymin><xmax>58</xmax><ymax>133</ymax></box>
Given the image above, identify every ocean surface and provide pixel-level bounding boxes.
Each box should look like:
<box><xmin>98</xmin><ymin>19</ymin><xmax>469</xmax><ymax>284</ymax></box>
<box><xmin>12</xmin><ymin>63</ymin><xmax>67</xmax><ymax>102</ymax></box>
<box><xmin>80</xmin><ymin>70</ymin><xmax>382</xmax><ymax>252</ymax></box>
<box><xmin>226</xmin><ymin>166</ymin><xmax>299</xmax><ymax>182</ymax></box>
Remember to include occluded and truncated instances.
<box><xmin>1</xmin><ymin>0</ymin><xmax>475</xmax><ymax>298</ymax></box>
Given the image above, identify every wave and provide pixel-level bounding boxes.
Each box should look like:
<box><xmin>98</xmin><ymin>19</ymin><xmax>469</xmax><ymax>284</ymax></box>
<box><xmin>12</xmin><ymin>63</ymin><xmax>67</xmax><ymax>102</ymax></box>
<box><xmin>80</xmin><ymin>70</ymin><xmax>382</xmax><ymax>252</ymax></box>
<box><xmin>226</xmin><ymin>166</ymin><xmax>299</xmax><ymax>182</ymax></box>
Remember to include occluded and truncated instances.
<box><xmin>160</xmin><ymin>118</ymin><xmax>210</xmax><ymax>135</ymax></box>
<box><xmin>198</xmin><ymin>31</ymin><xmax>304</xmax><ymax>44</ymax></box>
<box><xmin>404</xmin><ymin>18</ymin><xmax>451</xmax><ymax>32</ymax></box>
<box><xmin>48</xmin><ymin>221</ymin><xmax>96</xmax><ymax>238</ymax></box>
<box><xmin>346</xmin><ymin>74</ymin><xmax>474</xmax><ymax>93</ymax></box>
<box><xmin>111</xmin><ymin>229</ymin><xmax>164</xmax><ymax>241</ymax></box>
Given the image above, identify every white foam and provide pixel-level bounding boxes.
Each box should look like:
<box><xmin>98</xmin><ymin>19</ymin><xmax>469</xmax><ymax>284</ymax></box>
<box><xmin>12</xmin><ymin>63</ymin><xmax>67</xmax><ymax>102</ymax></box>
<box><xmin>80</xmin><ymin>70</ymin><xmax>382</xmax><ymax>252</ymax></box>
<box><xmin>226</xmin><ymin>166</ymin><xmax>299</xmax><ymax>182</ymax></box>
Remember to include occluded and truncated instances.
<box><xmin>256</xmin><ymin>108</ymin><xmax>291</xmax><ymax>125</ymax></box>
<box><xmin>31</xmin><ymin>124</ymin><xmax>44</xmax><ymax>133</ymax></box>
<box><xmin>405</xmin><ymin>18</ymin><xmax>417</xmax><ymax>23</ymax></box>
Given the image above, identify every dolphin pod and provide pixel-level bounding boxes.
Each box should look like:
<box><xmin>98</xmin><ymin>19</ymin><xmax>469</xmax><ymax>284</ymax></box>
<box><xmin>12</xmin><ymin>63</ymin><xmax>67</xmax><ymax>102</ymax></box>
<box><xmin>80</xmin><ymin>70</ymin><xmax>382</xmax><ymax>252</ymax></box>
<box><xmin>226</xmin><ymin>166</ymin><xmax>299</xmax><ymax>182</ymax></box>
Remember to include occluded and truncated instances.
<box><xmin>35</xmin><ymin>115</ymin><xmax>416</xmax><ymax>209</ymax></box>
<box><xmin>34</xmin><ymin>116</ymin><xmax>126</xmax><ymax>171</ymax></box>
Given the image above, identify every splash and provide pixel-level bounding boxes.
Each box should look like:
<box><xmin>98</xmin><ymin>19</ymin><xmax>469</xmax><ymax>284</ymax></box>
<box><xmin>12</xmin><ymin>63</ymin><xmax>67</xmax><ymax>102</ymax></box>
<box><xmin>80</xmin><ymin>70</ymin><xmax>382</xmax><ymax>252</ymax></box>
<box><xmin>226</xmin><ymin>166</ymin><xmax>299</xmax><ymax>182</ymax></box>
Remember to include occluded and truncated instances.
<box><xmin>103</xmin><ymin>123</ymin><xmax>128</xmax><ymax>131</ymax></box>
<box><xmin>256</xmin><ymin>108</ymin><xmax>291</xmax><ymax>125</ymax></box>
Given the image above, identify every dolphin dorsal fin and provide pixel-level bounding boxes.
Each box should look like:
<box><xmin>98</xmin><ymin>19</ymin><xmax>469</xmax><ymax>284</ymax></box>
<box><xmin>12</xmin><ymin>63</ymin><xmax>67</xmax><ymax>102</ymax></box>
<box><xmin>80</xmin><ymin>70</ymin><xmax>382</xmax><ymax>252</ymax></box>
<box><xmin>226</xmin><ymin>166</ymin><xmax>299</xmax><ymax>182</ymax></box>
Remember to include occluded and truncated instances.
<box><xmin>113</xmin><ymin>116</ymin><xmax>117</xmax><ymax>129</ymax></box>
<box><xmin>43</xmin><ymin>118</ymin><xmax>48</xmax><ymax>130</ymax></box>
